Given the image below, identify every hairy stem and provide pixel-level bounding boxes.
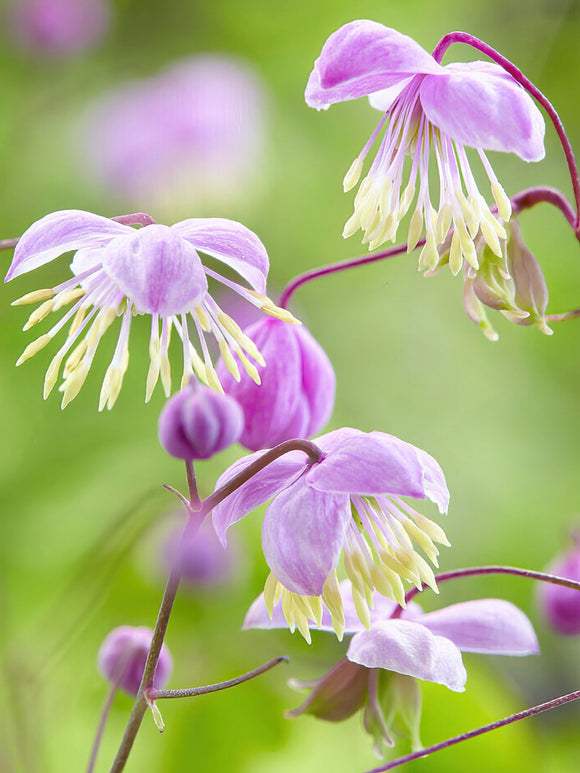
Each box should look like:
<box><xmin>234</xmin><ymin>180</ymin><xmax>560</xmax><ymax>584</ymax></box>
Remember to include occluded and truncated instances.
<box><xmin>147</xmin><ymin>656</ymin><xmax>288</xmax><ymax>700</ymax></box>
<box><xmin>432</xmin><ymin>32</ymin><xmax>580</xmax><ymax>231</ymax></box>
<box><xmin>365</xmin><ymin>688</ymin><xmax>580</xmax><ymax>772</ymax></box>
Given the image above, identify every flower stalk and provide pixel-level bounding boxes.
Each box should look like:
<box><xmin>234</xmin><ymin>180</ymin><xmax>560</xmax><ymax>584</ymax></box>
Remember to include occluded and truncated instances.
<box><xmin>432</xmin><ymin>32</ymin><xmax>580</xmax><ymax>232</ymax></box>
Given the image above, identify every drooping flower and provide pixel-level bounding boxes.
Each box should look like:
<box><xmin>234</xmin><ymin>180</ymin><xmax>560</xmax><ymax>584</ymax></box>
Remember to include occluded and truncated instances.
<box><xmin>5</xmin><ymin>210</ymin><xmax>296</xmax><ymax>409</ymax></box>
<box><xmin>98</xmin><ymin>625</ymin><xmax>172</xmax><ymax>696</ymax></box>
<box><xmin>245</xmin><ymin>581</ymin><xmax>539</xmax><ymax>754</ymax></box>
<box><xmin>158</xmin><ymin>380</ymin><xmax>244</xmax><ymax>460</ymax></box>
<box><xmin>78</xmin><ymin>55</ymin><xmax>268</xmax><ymax>219</ymax></box>
<box><xmin>217</xmin><ymin>317</ymin><xmax>336</xmax><ymax>451</ymax></box>
<box><xmin>213</xmin><ymin>427</ymin><xmax>450</xmax><ymax>637</ymax></box>
<box><xmin>538</xmin><ymin>538</ymin><xmax>580</xmax><ymax>635</ymax></box>
<box><xmin>9</xmin><ymin>0</ymin><xmax>111</xmax><ymax>57</ymax></box>
<box><xmin>306</xmin><ymin>21</ymin><xmax>545</xmax><ymax>274</ymax></box>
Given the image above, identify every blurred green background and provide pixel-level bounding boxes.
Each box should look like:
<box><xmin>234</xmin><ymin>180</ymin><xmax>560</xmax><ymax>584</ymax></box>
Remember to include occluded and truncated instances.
<box><xmin>1</xmin><ymin>0</ymin><xmax>580</xmax><ymax>771</ymax></box>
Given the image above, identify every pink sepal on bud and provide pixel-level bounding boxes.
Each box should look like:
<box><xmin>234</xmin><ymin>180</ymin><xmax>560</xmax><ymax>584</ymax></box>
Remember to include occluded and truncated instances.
<box><xmin>98</xmin><ymin>625</ymin><xmax>172</xmax><ymax>696</ymax></box>
<box><xmin>158</xmin><ymin>381</ymin><xmax>243</xmax><ymax>460</ymax></box>
<box><xmin>539</xmin><ymin>541</ymin><xmax>580</xmax><ymax>635</ymax></box>
<box><xmin>217</xmin><ymin>318</ymin><xmax>335</xmax><ymax>451</ymax></box>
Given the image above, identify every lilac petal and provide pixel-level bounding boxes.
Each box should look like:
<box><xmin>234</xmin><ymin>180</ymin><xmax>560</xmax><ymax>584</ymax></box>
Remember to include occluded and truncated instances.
<box><xmin>262</xmin><ymin>480</ymin><xmax>350</xmax><ymax>596</ymax></box>
<box><xmin>305</xmin><ymin>20</ymin><xmax>442</xmax><ymax>110</ymax></box>
<box><xmin>171</xmin><ymin>217</ymin><xmax>269</xmax><ymax>293</ymax></box>
<box><xmin>211</xmin><ymin>450</ymin><xmax>306</xmax><ymax>546</ymax></box>
<box><xmin>101</xmin><ymin>224</ymin><xmax>208</xmax><ymax>315</ymax></box>
<box><xmin>294</xmin><ymin>324</ymin><xmax>336</xmax><ymax>438</ymax></box>
<box><xmin>347</xmin><ymin>619</ymin><xmax>467</xmax><ymax>692</ymax></box>
<box><xmin>5</xmin><ymin>210</ymin><xmax>133</xmax><ymax>282</ymax></box>
<box><xmin>414</xmin><ymin>447</ymin><xmax>450</xmax><ymax>514</ymax></box>
<box><xmin>420</xmin><ymin>62</ymin><xmax>545</xmax><ymax>161</ymax></box>
<box><xmin>307</xmin><ymin>428</ymin><xmax>426</xmax><ymax>498</ymax></box>
<box><xmin>418</xmin><ymin>599</ymin><xmax>540</xmax><ymax>655</ymax></box>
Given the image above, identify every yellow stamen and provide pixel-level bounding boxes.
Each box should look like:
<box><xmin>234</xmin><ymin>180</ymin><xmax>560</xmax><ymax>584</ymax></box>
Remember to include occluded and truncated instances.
<box><xmin>16</xmin><ymin>334</ymin><xmax>52</xmax><ymax>365</ymax></box>
<box><xmin>218</xmin><ymin>340</ymin><xmax>240</xmax><ymax>382</ymax></box>
<box><xmin>343</xmin><ymin>157</ymin><xmax>363</xmax><ymax>192</ymax></box>
<box><xmin>11</xmin><ymin>288</ymin><xmax>54</xmax><ymax>306</ymax></box>
<box><xmin>23</xmin><ymin>299</ymin><xmax>55</xmax><ymax>330</ymax></box>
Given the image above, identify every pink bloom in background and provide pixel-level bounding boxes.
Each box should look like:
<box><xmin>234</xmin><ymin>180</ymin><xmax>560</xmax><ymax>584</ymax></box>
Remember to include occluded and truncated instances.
<box><xmin>213</xmin><ymin>427</ymin><xmax>450</xmax><ymax>638</ymax></box>
<box><xmin>5</xmin><ymin>210</ymin><xmax>296</xmax><ymax>409</ymax></box>
<box><xmin>538</xmin><ymin>539</ymin><xmax>580</xmax><ymax>635</ymax></box>
<box><xmin>246</xmin><ymin>581</ymin><xmax>539</xmax><ymax>754</ymax></box>
<box><xmin>217</xmin><ymin>318</ymin><xmax>336</xmax><ymax>451</ymax></box>
<box><xmin>98</xmin><ymin>625</ymin><xmax>172</xmax><ymax>697</ymax></box>
<box><xmin>164</xmin><ymin>521</ymin><xmax>239</xmax><ymax>589</ymax></box>
<box><xmin>79</xmin><ymin>56</ymin><xmax>269</xmax><ymax>218</ymax></box>
<box><xmin>306</xmin><ymin>20</ymin><xmax>545</xmax><ymax>273</ymax></box>
<box><xmin>9</xmin><ymin>0</ymin><xmax>110</xmax><ymax>57</ymax></box>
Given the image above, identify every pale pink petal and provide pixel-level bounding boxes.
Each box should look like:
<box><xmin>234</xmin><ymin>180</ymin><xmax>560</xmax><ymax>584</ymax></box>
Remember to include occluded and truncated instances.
<box><xmin>418</xmin><ymin>599</ymin><xmax>540</xmax><ymax>655</ymax></box>
<box><xmin>367</xmin><ymin>78</ymin><xmax>413</xmax><ymax>112</ymax></box>
<box><xmin>306</xmin><ymin>20</ymin><xmax>442</xmax><ymax>110</ymax></box>
<box><xmin>171</xmin><ymin>217</ymin><xmax>269</xmax><ymax>293</ymax></box>
<box><xmin>347</xmin><ymin>619</ymin><xmax>467</xmax><ymax>692</ymax></box>
<box><xmin>212</xmin><ymin>451</ymin><xmax>305</xmax><ymax>546</ymax></box>
<box><xmin>262</xmin><ymin>481</ymin><xmax>350</xmax><ymax>596</ymax></box>
<box><xmin>420</xmin><ymin>62</ymin><xmax>545</xmax><ymax>161</ymax></box>
<box><xmin>307</xmin><ymin>428</ymin><xmax>426</xmax><ymax>498</ymax></box>
<box><xmin>5</xmin><ymin>209</ymin><xmax>132</xmax><ymax>281</ymax></box>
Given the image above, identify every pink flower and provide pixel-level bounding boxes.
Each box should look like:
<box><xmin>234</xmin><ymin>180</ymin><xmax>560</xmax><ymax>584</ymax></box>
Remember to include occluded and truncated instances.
<box><xmin>98</xmin><ymin>625</ymin><xmax>172</xmax><ymax>697</ymax></box>
<box><xmin>306</xmin><ymin>21</ymin><xmax>545</xmax><ymax>273</ymax></box>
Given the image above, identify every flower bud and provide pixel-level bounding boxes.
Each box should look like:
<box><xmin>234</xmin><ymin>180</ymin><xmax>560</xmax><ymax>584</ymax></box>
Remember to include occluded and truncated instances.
<box><xmin>98</xmin><ymin>625</ymin><xmax>172</xmax><ymax>696</ymax></box>
<box><xmin>216</xmin><ymin>318</ymin><xmax>335</xmax><ymax>451</ymax></box>
<box><xmin>538</xmin><ymin>543</ymin><xmax>580</xmax><ymax>635</ymax></box>
<box><xmin>164</xmin><ymin>521</ymin><xmax>237</xmax><ymax>588</ymax></box>
<box><xmin>158</xmin><ymin>382</ymin><xmax>243</xmax><ymax>460</ymax></box>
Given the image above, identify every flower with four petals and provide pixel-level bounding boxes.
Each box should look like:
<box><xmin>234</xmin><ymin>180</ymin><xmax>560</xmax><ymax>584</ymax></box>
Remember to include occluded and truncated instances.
<box><xmin>213</xmin><ymin>427</ymin><xmax>450</xmax><ymax>638</ymax></box>
<box><xmin>306</xmin><ymin>20</ymin><xmax>545</xmax><ymax>274</ymax></box>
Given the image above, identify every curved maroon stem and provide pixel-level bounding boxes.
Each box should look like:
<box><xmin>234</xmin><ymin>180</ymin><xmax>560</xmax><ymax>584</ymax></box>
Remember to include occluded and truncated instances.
<box><xmin>203</xmin><ymin>438</ymin><xmax>324</xmax><ymax>511</ymax></box>
<box><xmin>394</xmin><ymin>565</ymin><xmax>580</xmax><ymax>614</ymax></box>
<box><xmin>365</xmin><ymin>688</ymin><xmax>580</xmax><ymax>772</ymax></box>
<box><xmin>0</xmin><ymin>237</ymin><xmax>19</xmax><ymax>251</ymax></box>
<box><xmin>147</xmin><ymin>656</ymin><xmax>288</xmax><ymax>700</ymax></box>
<box><xmin>546</xmin><ymin>308</ymin><xmax>580</xmax><ymax>323</ymax></box>
<box><xmin>278</xmin><ymin>242</ymin><xmax>415</xmax><ymax>309</ymax></box>
<box><xmin>432</xmin><ymin>32</ymin><xmax>580</xmax><ymax>232</ymax></box>
<box><xmin>512</xmin><ymin>186</ymin><xmax>577</xmax><ymax>227</ymax></box>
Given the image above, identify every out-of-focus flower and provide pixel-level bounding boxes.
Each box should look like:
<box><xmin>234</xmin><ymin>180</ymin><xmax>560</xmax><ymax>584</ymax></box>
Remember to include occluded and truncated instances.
<box><xmin>98</xmin><ymin>625</ymin><xmax>172</xmax><ymax>696</ymax></box>
<box><xmin>79</xmin><ymin>55</ymin><xmax>268</xmax><ymax>218</ymax></box>
<box><xmin>213</xmin><ymin>427</ymin><xmax>449</xmax><ymax>638</ymax></box>
<box><xmin>461</xmin><ymin>219</ymin><xmax>551</xmax><ymax>340</ymax></box>
<box><xmin>217</xmin><ymin>318</ymin><xmax>335</xmax><ymax>451</ymax></box>
<box><xmin>5</xmin><ymin>210</ymin><xmax>296</xmax><ymax>409</ymax></box>
<box><xmin>158</xmin><ymin>381</ymin><xmax>243</xmax><ymax>460</ymax></box>
<box><xmin>9</xmin><ymin>0</ymin><xmax>110</xmax><ymax>57</ymax></box>
<box><xmin>306</xmin><ymin>21</ymin><xmax>545</xmax><ymax>272</ymax></box>
<box><xmin>246</xmin><ymin>581</ymin><xmax>539</xmax><ymax>754</ymax></box>
<box><xmin>164</xmin><ymin>520</ymin><xmax>238</xmax><ymax>588</ymax></box>
<box><xmin>538</xmin><ymin>539</ymin><xmax>580</xmax><ymax>635</ymax></box>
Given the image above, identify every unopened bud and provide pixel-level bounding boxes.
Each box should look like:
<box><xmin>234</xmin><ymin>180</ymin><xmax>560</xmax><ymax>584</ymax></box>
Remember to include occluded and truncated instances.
<box><xmin>98</xmin><ymin>625</ymin><xmax>172</xmax><ymax>696</ymax></box>
<box><xmin>538</xmin><ymin>541</ymin><xmax>580</xmax><ymax>635</ymax></box>
<box><xmin>158</xmin><ymin>381</ymin><xmax>243</xmax><ymax>460</ymax></box>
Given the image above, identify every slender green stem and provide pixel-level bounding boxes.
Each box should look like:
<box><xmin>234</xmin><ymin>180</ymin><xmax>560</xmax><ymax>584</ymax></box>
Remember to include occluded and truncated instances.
<box><xmin>147</xmin><ymin>657</ymin><xmax>288</xmax><ymax>700</ymax></box>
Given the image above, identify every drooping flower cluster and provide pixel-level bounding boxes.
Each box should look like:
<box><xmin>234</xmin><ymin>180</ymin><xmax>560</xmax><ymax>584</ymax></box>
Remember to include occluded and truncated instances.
<box><xmin>245</xmin><ymin>580</ymin><xmax>539</xmax><ymax>755</ymax></box>
<box><xmin>306</xmin><ymin>21</ymin><xmax>545</xmax><ymax>274</ymax></box>
<box><xmin>5</xmin><ymin>211</ymin><xmax>296</xmax><ymax>409</ymax></box>
<box><xmin>213</xmin><ymin>427</ymin><xmax>449</xmax><ymax>638</ymax></box>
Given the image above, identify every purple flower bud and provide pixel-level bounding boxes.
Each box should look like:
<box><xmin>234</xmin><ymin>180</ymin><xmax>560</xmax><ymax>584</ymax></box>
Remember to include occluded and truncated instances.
<box><xmin>164</xmin><ymin>521</ymin><xmax>237</xmax><ymax>588</ymax></box>
<box><xmin>158</xmin><ymin>382</ymin><xmax>243</xmax><ymax>460</ymax></box>
<box><xmin>217</xmin><ymin>318</ymin><xmax>335</xmax><ymax>451</ymax></box>
<box><xmin>9</xmin><ymin>0</ymin><xmax>111</xmax><ymax>57</ymax></box>
<box><xmin>98</xmin><ymin>626</ymin><xmax>172</xmax><ymax>696</ymax></box>
<box><xmin>538</xmin><ymin>545</ymin><xmax>580</xmax><ymax>635</ymax></box>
